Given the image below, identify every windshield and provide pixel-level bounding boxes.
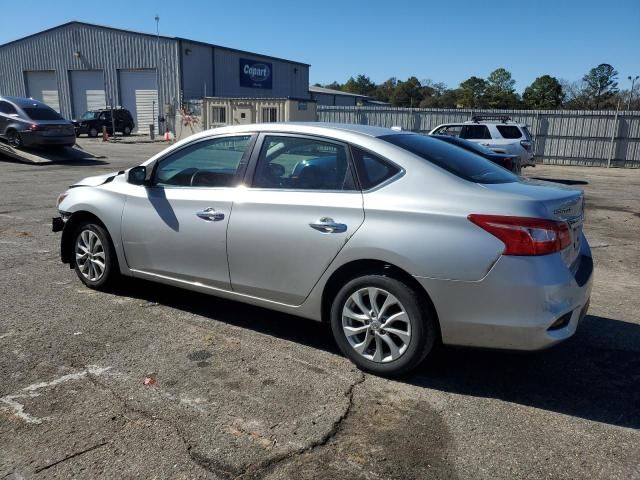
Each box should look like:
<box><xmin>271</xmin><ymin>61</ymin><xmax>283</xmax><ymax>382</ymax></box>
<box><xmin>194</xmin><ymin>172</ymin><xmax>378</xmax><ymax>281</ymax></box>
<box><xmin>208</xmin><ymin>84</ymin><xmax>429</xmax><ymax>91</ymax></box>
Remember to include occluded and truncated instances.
<box><xmin>381</xmin><ymin>134</ymin><xmax>518</xmax><ymax>184</ymax></box>
<box><xmin>23</xmin><ymin>107</ymin><xmax>63</xmax><ymax>121</ymax></box>
<box><xmin>81</xmin><ymin>111</ymin><xmax>99</xmax><ymax>120</ymax></box>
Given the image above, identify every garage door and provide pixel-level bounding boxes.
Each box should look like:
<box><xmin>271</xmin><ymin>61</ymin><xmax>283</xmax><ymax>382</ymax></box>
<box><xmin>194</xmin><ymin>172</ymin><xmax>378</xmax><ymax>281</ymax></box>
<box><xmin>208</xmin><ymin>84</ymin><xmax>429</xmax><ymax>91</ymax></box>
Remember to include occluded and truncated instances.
<box><xmin>70</xmin><ymin>70</ymin><xmax>106</xmax><ymax>119</ymax></box>
<box><xmin>119</xmin><ymin>69</ymin><xmax>157</xmax><ymax>134</ymax></box>
<box><xmin>25</xmin><ymin>71</ymin><xmax>60</xmax><ymax>113</ymax></box>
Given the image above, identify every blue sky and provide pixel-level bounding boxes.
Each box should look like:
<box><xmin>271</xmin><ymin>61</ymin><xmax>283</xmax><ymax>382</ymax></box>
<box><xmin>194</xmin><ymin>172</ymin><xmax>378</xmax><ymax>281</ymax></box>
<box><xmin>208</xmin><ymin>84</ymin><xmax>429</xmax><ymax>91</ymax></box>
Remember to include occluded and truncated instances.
<box><xmin>2</xmin><ymin>0</ymin><xmax>639</xmax><ymax>92</ymax></box>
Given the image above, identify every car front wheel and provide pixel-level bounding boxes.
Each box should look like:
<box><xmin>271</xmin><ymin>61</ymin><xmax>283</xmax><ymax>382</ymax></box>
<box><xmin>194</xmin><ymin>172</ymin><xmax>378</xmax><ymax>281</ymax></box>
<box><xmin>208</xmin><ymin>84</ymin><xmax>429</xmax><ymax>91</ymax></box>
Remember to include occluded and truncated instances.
<box><xmin>330</xmin><ymin>275</ymin><xmax>436</xmax><ymax>376</ymax></box>
<box><xmin>72</xmin><ymin>222</ymin><xmax>118</xmax><ymax>290</ymax></box>
<box><xmin>123</xmin><ymin>125</ymin><xmax>132</xmax><ymax>136</ymax></box>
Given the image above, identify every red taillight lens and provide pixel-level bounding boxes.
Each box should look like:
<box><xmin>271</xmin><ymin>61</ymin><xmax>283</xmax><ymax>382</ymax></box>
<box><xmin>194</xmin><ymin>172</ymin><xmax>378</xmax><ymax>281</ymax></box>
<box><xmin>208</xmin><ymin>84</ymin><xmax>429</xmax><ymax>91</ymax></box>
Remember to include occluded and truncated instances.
<box><xmin>502</xmin><ymin>158</ymin><xmax>513</xmax><ymax>171</ymax></box>
<box><xmin>468</xmin><ymin>214</ymin><xmax>571</xmax><ymax>256</ymax></box>
<box><xmin>30</xmin><ymin>124</ymin><xmax>42</xmax><ymax>131</ymax></box>
<box><xmin>520</xmin><ymin>140</ymin><xmax>532</xmax><ymax>151</ymax></box>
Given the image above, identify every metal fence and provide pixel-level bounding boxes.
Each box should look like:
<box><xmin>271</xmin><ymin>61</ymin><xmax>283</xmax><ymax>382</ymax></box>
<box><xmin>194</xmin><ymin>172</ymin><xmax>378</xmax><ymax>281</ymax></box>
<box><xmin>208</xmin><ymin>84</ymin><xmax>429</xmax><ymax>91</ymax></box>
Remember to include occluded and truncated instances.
<box><xmin>317</xmin><ymin>106</ymin><xmax>640</xmax><ymax>168</ymax></box>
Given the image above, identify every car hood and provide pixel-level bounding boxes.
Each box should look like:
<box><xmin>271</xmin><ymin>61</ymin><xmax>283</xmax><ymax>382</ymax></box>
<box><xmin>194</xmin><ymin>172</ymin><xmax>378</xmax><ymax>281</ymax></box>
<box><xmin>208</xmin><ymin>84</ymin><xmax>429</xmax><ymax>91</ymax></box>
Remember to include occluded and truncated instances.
<box><xmin>70</xmin><ymin>171</ymin><xmax>124</xmax><ymax>188</ymax></box>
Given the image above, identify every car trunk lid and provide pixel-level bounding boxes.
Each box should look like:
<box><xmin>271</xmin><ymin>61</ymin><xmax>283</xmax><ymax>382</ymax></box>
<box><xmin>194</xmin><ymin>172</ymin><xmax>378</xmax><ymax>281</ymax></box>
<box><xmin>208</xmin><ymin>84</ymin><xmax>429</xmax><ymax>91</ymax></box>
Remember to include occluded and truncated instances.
<box><xmin>482</xmin><ymin>178</ymin><xmax>585</xmax><ymax>268</ymax></box>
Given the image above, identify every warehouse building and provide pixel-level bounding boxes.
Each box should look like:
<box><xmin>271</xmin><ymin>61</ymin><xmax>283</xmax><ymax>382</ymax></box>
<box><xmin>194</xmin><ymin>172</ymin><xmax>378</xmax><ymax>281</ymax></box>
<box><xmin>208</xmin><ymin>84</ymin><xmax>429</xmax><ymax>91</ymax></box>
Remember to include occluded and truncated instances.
<box><xmin>0</xmin><ymin>21</ymin><xmax>310</xmax><ymax>133</ymax></box>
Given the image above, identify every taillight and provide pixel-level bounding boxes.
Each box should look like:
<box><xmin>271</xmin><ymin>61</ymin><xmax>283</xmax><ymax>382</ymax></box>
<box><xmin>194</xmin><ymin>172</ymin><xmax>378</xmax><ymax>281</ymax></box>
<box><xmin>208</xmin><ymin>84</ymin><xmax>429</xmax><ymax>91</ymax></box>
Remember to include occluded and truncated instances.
<box><xmin>502</xmin><ymin>158</ymin><xmax>513</xmax><ymax>171</ymax></box>
<box><xmin>520</xmin><ymin>140</ymin><xmax>532</xmax><ymax>151</ymax></box>
<box><xmin>468</xmin><ymin>214</ymin><xmax>571</xmax><ymax>256</ymax></box>
<box><xmin>30</xmin><ymin>124</ymin><xmax>42</xmax><ymax>131</ymax></box>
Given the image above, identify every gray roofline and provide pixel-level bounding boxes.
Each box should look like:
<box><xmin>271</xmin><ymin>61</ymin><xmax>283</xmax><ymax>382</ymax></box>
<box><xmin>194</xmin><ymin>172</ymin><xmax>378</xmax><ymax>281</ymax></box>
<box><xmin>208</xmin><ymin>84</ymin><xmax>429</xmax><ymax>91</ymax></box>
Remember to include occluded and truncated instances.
<box><xmin>0</xmin><ymin>20</ymin><xmax>311</xmax><ymax>67</ymax></box>
<box><xmin>308</xmin><ymin>85</ymin><xmax>369</xmax><ymax>98</ymax></box>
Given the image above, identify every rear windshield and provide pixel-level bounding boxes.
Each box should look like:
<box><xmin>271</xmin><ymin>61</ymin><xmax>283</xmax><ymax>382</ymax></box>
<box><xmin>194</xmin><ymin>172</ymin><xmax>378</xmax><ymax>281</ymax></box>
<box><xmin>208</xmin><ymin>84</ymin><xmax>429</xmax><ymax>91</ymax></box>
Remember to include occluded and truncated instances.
<box><xmin>381</xmin><ymin>134</ymin><xmax>518</xmax><ymax>184</ymax></box>
<box><xmin>496</xmin><ymin>125</ymin><xmax>523</xmax><ymax>139</ymax></box>
<box><xmin>435</xmin><ymin>135</ymin><xmax>496</xmax><ymax>156</ymax></box>
<box><xmin>23</xmin><ymin>107</ymin><xmax>63</xmax><ymax>121</ymax></box>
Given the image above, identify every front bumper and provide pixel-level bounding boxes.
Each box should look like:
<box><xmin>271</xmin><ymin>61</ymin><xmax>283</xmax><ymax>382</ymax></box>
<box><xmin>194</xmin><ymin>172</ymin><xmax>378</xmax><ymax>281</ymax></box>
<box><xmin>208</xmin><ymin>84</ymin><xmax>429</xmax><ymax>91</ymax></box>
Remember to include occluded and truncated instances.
<box><xmin>415</xmin><ymin>236</ymin><xmax>593</xmax><ymax>351</ymax></box>
<box><xmin>52</xmin><ymin>216</ymin><xmax>65</xmax><ymax>232</ymax></box>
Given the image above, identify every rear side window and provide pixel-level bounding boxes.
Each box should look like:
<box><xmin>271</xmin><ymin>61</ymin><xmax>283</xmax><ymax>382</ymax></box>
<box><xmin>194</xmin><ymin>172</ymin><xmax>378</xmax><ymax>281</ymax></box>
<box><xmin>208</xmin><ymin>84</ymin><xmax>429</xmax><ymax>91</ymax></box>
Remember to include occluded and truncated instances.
<box><xmin>496</xmin><ymin>125</ymin><xmax>523</xmax><ymax>139</ymax></box>
<box><xmin>351</xmin><ymin>147</ymin><xmax>400</xmax><ymax>189</ymax></box>
<box><xmin>460</xmin><ymin>125</ymin><xmax>491</xmax><ymax>140</ymax></box>
<box><xmin>380</xmin><ymin>134</ymin><xmax>517</xmax><ymax>184</ymax></box>
<box><xmin>23</xmin><ymin>107</ymin><xmax>62</xmax><ymax>121</ymax></box>
<box><xmin>0</xmin><ymin>101</ymin><xmax>18</xmax><ymax>115</ymax></box>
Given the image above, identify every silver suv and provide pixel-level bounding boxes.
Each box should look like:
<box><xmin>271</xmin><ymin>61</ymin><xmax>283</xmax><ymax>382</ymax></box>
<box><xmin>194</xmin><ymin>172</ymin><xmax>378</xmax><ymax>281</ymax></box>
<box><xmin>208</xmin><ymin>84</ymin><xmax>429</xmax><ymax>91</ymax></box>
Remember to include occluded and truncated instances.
<box><xmin>429</xmin><ymin>115</ymin><xmax>535</xmax><ymax>168</ymax></box>
<box><xmin>53</xmin><ymin>123</ymin><xmax>591</xmax><ymax>376</ymax></box>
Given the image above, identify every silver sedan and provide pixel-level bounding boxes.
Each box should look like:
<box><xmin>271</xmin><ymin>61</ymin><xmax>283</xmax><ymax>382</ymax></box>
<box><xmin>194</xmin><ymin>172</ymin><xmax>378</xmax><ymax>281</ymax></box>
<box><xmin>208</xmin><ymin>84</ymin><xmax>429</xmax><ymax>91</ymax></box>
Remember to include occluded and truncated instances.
<box><xmin>53</xmin><ymin>123</ymin><xmax>593</xmax><ymax>376</ymax></box>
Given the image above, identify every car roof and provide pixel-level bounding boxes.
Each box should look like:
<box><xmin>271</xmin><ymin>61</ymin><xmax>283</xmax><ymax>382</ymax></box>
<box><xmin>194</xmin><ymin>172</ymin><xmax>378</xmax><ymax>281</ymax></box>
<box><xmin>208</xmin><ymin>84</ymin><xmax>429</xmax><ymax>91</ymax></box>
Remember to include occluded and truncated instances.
<box><xmin>435</xmin><ymin>121</ymin><xmax>526</xmax><ymax>127</ymax></box>
<box><xmin>0</xmin><ymin>96</ymin><xmax>50</xmax><ymax>108</ymax></box>
<box><xmin>192</xmin><ymin>122</ymin><xmax>414</xmax><ymax>139</ymax></box>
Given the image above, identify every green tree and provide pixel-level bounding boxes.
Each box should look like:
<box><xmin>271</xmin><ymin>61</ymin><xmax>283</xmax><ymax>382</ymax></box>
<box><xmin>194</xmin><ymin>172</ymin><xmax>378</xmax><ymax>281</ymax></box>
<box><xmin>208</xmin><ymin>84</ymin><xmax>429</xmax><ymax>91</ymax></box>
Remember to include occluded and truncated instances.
<box><xmin>458</xmin><ymin>76</ymin><xmax>488</xmax><ymax>108</ymax></box>
<box><xmin>523</xmin><ymin>75</ymin><xmax>564</xmax><ymax>109</ymax></box>
<box><xmin>342</xmin><ymin>74</ymin><xmax>377</xmax><ymax>96</ymax></box>
<box><xmin>582</xmin><ymin>63</ymin><xmax>619</xmax><ymax>109</ymax></box>
<box><xmin>323</xmin><ymin>81</ymin><xmax>343</xmax><ymax>91</ymax></box>
<box><xmin>485</xmin><ymin>68</ymin><xmax>519</xmax><ymax>108</ymax></box>
<box><xmin>390</xmin><ymin>77</ymin><xmax>423</xmax><ymax>107</ymax></box>
<box><xmin>372</xmin><ymin>77</ymin><xmax>397</xmax><ymax>103</ymax></box>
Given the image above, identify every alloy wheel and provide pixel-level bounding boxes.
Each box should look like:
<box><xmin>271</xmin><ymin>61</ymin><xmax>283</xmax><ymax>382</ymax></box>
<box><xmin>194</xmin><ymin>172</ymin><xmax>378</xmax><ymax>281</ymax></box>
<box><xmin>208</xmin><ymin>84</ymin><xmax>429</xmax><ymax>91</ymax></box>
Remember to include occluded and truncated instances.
<box><xmin>75</xmin><ymin>229</ymin><xmax>106</xmax><ymax>282</ymax></box>
<box><xmin>342</xmin><ymin>287</ymin><xmax>412</xmax><ymax>363</ymax></box>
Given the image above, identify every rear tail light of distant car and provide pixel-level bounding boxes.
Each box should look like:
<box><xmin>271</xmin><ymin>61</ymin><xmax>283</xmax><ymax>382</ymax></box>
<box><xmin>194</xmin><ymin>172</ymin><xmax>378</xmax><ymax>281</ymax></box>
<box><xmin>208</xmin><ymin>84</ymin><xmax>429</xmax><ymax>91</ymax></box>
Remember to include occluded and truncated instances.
<box><xmin>468</xmin><ymin>215</ymin><xmax>571</xmax><ymax>256</ymax></box>
<box><xmin>520</xmin><ymin>140</ymin><xmax>532</xmax><ymax>151</ymax></box>
<box><xmin>29</xmin><ymin>124</ymin><xmax>42</xmax><ymax>131</ymax></box>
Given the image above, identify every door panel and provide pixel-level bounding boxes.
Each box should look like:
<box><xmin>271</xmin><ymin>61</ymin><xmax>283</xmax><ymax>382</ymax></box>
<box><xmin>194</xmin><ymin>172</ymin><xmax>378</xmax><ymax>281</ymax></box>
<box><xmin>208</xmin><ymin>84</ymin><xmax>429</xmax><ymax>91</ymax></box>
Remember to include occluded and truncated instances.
<box><xmin>121</xmin><ymin>134</ymin><xmax>254</xmax><ymax>288</ymax></box>
<box><xmin>227</xmin><ymin>190</ymin><xmax>364</xmax><ymax>304</ymax></box>
<box><xmin>227</xmin><ymin>134</ymin><xmax>364</xmax><ymax>305</ymax></box>
<box><xmin>122</xmin><ymin>186</ymin><xmax>234</xmax><ymax>289</ymax></box>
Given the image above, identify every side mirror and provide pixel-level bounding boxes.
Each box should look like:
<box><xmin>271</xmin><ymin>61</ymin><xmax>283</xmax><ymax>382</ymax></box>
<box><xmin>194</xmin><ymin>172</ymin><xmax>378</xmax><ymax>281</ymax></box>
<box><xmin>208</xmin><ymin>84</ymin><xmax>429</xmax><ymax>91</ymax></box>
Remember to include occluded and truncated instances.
<box><xmin>128</xmin><ymin>166</ymin><xmax>147</xmax><ymax>185</ymax></box>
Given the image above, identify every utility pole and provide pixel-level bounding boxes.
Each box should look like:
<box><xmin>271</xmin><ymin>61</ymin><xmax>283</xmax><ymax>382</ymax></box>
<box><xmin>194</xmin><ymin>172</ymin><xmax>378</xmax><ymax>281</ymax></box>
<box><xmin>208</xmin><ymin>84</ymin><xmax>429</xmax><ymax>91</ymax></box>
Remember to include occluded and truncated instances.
<box><xmin>627</xmin><ymin>75</ymin><xmax>639</xmax><ymax>110</ymax></box>
<box><xmin>155</xmin><ymin>15</ymin><xmax>161</xmax><ymax>135</ymax></box>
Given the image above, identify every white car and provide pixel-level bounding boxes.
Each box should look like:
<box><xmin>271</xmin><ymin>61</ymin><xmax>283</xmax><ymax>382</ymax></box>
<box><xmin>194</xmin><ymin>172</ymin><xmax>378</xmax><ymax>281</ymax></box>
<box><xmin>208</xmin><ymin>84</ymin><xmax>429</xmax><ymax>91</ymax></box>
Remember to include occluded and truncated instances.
<box><xmin>429</xmin><ymin>116</ymin><xmax>535</xmax><ymax>168</ymax></box>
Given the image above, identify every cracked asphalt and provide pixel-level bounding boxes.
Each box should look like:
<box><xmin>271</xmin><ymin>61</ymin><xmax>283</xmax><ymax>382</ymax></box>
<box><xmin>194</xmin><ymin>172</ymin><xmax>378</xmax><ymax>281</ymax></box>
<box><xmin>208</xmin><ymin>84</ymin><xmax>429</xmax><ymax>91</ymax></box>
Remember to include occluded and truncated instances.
<box><xmin>1</xmin><ymin>139</ymin><xmax>639</xmax><ymax>479</ymax></box>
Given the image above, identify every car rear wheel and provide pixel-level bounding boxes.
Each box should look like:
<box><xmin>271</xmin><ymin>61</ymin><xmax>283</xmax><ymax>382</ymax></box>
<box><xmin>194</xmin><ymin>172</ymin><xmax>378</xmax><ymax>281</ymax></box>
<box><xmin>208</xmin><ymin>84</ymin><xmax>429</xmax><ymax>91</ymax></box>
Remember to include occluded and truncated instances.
<box><xmin>88</xmin><ymin>127</ymin><xmax>99</xmax><ymax>138</ymax></box>
<box><xmin>123</xmin><ymin>125</ymin><xmax>132</xmax><ymax>136</ymax></box>
<box><xmin>72</xmin><ymin>222</ymin><xmax>118</xmax><ymax>290</ymax></box>
<box><xmin>330</xmin><ymin>275</ymin><xmax>436</xmax><ymax>376</ymax></box>
<box><xmin>7</xmin><ymin>130</ymin><xmax>22</xmax><ymax>148</ymax></box>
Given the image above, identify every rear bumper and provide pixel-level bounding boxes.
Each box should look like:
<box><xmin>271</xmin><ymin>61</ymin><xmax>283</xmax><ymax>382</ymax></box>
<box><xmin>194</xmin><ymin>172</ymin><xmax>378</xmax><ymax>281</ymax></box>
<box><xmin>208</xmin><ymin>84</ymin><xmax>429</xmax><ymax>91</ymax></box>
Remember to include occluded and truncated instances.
<box><xmin>415</xmin><ymin>235</ymin><xmax>593</xmax><ymax>351</ymax></box>
<box><xmin>22</xmin><ymin>132</ymin><xmax>76</xmax><ymax>147</ymax></box>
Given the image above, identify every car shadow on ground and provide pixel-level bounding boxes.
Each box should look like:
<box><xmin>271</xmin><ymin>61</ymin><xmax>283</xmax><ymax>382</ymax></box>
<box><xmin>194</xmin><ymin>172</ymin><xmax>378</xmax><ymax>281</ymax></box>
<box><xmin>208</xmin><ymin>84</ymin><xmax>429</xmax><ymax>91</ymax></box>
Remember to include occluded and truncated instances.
<box><xmin>111</xmin><ymin>278</ymin><xmax>639</xmax><ymax>430</ymax></box>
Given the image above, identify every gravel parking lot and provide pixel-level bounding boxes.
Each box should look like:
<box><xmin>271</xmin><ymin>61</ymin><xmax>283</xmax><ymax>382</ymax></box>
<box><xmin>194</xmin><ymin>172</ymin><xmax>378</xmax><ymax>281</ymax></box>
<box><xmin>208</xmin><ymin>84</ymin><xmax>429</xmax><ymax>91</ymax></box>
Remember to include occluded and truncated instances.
<box><xmin>1</xmin><ymin>139</ymin><xmax>639</xmax><ymax>479</ymax></box>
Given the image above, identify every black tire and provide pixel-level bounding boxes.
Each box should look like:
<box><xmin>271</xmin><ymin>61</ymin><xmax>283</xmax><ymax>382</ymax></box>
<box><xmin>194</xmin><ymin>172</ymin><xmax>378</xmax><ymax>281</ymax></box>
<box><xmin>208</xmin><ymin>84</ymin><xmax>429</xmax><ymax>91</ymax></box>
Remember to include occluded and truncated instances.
<box><xmin>88</xmin><ymin>127</ymin><xmax>99</xmax><ymax>138</ymax></box>
<box><xmin>123</xmin><ymin>125</ymin><xmax>132</xmax><ymax>136</ymax></box>
<box><xmin>72</xmin><ymin>221</ymin><xmax>119</xmax><ymax>290</ymax></box>
<box><xmin>7</xmin><ymin>130</ymin><xmax>22</xmax><ymax>148</ymax></box>
<box><xmin>330</xmin><ymin>275</ymin><xmax>436</xmax><ymax>377</ymax></box>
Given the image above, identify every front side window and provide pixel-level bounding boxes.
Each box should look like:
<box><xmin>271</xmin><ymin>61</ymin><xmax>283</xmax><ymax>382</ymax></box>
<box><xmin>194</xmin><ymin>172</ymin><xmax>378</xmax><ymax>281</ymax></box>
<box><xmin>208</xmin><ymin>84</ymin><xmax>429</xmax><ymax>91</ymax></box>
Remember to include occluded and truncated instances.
<box><xmin>434</xmin><ymin>125</ymin><xmax>462</xmax><ymax>137</ymax></box>
<box><xmin>252</xmin><ymin>135</ymin><xmax>356</xmax><ymax>190</ymax></box>
<box><xmin>154</xmin><ymin>135</ymin><xmax>252</xmax><ymax>187</ymax></box>
<box><xmin>496</xmin><ymin>125</ymin><xmax>523</xmax><ymax>139</ymax></box>
<box><xmin>381</xmin><ymin>133</ymin><xmax>517</xmax><ymax>184</ymax></box>
<box><xmin>460</xmin><ymin>124</ymin><xmax>492</xmax><ymax>140</ymax></box>
<box><xmin>81</xmin><ymin>111</ymin><xmax>98</xmax><ymax>120</ymax></box>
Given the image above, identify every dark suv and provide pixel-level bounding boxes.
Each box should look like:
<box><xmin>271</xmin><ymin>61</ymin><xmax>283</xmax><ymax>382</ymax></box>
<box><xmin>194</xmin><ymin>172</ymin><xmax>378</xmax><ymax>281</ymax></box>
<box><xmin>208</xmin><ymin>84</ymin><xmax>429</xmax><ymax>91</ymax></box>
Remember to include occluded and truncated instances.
<box><xmin>73</xmin><ymin>108</ymin><xmax>135</xmax><ymax>137</ymax></box>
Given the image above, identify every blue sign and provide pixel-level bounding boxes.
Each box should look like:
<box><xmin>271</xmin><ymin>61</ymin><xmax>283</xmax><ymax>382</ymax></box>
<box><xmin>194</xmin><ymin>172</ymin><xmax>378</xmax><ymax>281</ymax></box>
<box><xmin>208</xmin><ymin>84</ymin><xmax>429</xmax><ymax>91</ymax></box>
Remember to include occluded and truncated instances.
<box><xmin>240</xmin><ymin>58</ymin><xmax>272</xmax><ymax>89</ymax></box>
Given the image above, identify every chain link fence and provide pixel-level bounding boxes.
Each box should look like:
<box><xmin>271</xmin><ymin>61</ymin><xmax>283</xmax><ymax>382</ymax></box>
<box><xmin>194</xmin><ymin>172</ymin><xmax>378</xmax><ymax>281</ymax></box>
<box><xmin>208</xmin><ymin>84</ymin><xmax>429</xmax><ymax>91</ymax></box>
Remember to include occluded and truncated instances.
<box><xmin>317</xmin><ymin>106</ymin><xmax>640</xmax><ymax>168</ymax></box>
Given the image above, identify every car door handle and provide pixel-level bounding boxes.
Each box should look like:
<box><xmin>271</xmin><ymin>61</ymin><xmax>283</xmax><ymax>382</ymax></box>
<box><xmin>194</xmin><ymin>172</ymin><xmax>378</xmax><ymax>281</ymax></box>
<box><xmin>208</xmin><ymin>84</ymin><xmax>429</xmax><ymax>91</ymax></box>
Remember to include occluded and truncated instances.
<box><xmin>309</xmin><ymin>217</ymin><xmax>347</xmax><ymax>234</ymax></box>
<box><xmin>196</xmin><ymin>207</ymin><xmax>225</xmax><ymax>221</ymax></box>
